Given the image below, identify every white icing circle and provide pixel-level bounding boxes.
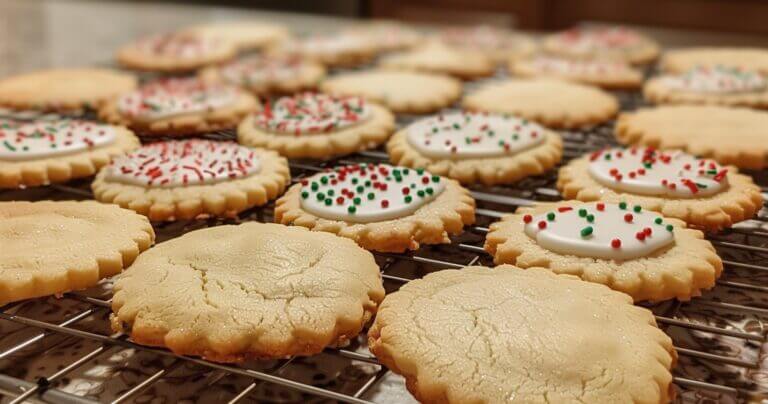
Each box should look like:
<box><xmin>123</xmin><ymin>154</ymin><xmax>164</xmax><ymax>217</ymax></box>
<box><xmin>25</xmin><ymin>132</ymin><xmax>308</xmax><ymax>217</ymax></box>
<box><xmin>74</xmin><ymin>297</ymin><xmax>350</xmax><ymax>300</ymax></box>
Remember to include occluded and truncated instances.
<box><xmin>0</xmin><ymin>119</ymin><xmax>116</xmax><ymax>161</ymax></box>
<box><xmin>524</xmin><ymin>202</ymin><xmax>675</xmax><ymax>261</ymax></box>
<box><xmin>135</xmin><ymin>34</ymin><xmax>224</xmax><ymax>59</ymax></box>
<box><xmin>588</xmin><ymin>147</ymin><xmax>728</xmax><ymax>198</ymax></box>
<box><xmin>299</xmin><ymin>164</ymin><xmax>446</xmax><ymax>223</ymax></box>
<box><xmin>660</xmin><ymin>66</ymin><xmax>767</xmax><ymax>94</ymax></box>
<box><xmin>117</xmin><ymin>78</ymin><xmax>237</xmax><ymax>120</ymax></box>
<box><xmin>105</xmin><ymin>139</ymin><xmax>260</xmax><ymax>187</ymax></box>
<box><xmin>254</xmin><ymin>93</ymin><xmax>370</xmax><ymax>135</ymax></box>
<box><xmin>220</xmin><ymin>55</ymin><xmax>304</xmax><ymax>86</ymax></box>
<box><xmin>528</xmin><ymin>56</ymin><xmax>633</xmax><ymax>75</ymax></box>
<box><xmin>405</xmin><ymin>112</ymin><xmax>545</xmax><ymax>159</ymax></box>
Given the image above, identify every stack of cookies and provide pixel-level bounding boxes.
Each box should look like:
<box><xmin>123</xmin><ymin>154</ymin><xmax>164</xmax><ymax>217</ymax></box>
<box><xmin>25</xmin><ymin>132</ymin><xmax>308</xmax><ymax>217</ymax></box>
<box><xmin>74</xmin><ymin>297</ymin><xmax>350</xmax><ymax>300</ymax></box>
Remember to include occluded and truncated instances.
<box><xmin>1</xmin><ymin>16</ymin><xmax>767</xmax><ymax>404</ymax></box>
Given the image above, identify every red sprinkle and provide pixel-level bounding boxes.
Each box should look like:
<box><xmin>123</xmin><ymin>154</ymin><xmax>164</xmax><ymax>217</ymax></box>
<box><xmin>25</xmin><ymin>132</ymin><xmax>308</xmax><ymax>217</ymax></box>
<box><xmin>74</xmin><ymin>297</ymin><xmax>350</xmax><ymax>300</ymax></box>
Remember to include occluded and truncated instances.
<box><xmin>611</xmin><ymin>239</ymin><xmax>622</xmax><ymax>248</ymax></box>
<box><xmin>624</xmin><ymin>213</ymin><xmax>633</xmax><ymax>222</ymax></box>
<box><xmin>557</xmin><ymin>207</ymin><xmax>573</xmax><ymax>212</ymax></box>
<box><xmin>643</xmin><ymin>227</ymin><xmax>652</xmax><ymax>236</ymax></box>
<box><xmin>381</xmin><ymin>200</ymin><xmax>389</xmax><ymax>208</ymax></box>
<box><xmin>596</xmin><ymin>203</ymin><xmax>605</xmax><ymax>211</ymax></box>
<box><xmin>538</xmin><ymin>221</ymin><xmax>547</xmax><ymax>229</ymax></box>
<box><xmin>523</xmin><ymin>214</ymin><xmax>533</xmax><ymax>223</ymax></box>
<box><xmin>636</xmin><ymin>231</ymin><xmax>646</xmax><ymax>241</ymax></box>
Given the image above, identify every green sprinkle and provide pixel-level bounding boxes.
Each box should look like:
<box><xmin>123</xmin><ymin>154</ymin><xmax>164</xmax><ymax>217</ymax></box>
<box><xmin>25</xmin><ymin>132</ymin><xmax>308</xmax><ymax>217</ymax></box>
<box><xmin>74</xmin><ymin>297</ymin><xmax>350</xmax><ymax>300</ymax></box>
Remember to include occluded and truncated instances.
<box><xmin>351</xmin><ymin>178</ymin><xmax>358</xmax><ymax>185</ymax></box>
<box><xmin>666</xmin><ymin>224</ymin><xmax>674</xmax><ymax>232</ymax></box>
<box><xmin>320</xmin><ymin>176</ymin><xmax>328</xmax><ymax>184</ymax></box>
<box><xmin>301</xmin><ymin>191</ymin><xmax>309</xmax><ymax>199</ymax></box>
<box><xmin>426</xmin><ymin>187</ymin><xmax>434</xmax><ymax>195</ymax></box>
<box><xmin>586</xmin><ymin>214</ymin><xmax>595</xmax><ymax>223</ymax></box>
<box><xmin>311</xmin><ymin>182</ymin><xmax>319</xmax><ymax>191</ymax></box>
<box><xmin>324</xmin><ymin>199</ymin><xmax>332</xmax><ymax>206</ymax></box>
<box><xmin>578</xmin><ymin>208</ymin><xmax>587</xmax><ymax>217</ymax></box>
<box><xmin>546</xmin><ymin>212</ymin><xmax>555</xmax><ymax>221</ymax></box>
<box><xmin>356</xmin><ymin>185</ymin><xmax>364</xmax><ymax>193</ymax></box>
<box><xmin>619</xmin><ymin>202</ymin><xmax>627</xmax><ymax>210</ymax></box>
<box><xmin>367</xmin><ymin>192</ymin><xmax>375</xmax><ymax>200</ymax></box>
<box><xmin>604</xmin><ymin>154</ymin><xmax>611</xmax><ymax>160</ymax></box>
<box><xmin>416</xmin><ymin>168</ymin><xmax>425</xmax><ymax>175</ymax></box>
<box><xmin>431</xmin><ymin>175</ymin><xmax>440</xmax><ymax>183</ymax></box>
<box><xmin>654</xmin><ymin>217</ymin><xmax>663</xmax><ymax>225</ymax></box>
<box><xmin>327</xmin><ymin>189</ymin><xmax>335</xmax><ymax>196</ymax></box>
<box><xmin>404</xmin><ymin>195</ymin><xmax>412</xmax><ymax>203</ymax></box>
<box><xmin>633</xmin><ymin>205</ymin><xmax>641</xmax><ymax>213</ymax></box>
<box><xmin>353</xmin><ymin>197</ymin><xmax>361</xmax><ymax>205</ymax></box>
<box><xmin>417</xmin><ymin>190</ymin><xmax>425</xmax><ymax>197</ymax></box>
<box><xmin>580</xmin><ymin>226</ymin><xmax>593</xmax><ymax>237</ymax></box>
<box><xmin>403</xmin><ymin>169</ymin><xmax>410</xmax><ymax>175</ymax></box>
<box><xmin>365</xmin><ymin>180</ymin><xmax>371</xmax><ymax>187</ymax></box>
<box><xmin>316</xmin><ymin>193</ymin><xmax>325</xmax><ymax>201</ymax></box>
<box><xmin>348</xmin><ymin>206</ymin><xmax>357</xmax><ymax>214</ymax></box>
<box><xmin>488</xmin><ymin>130</ymin><xmax>495</xmax><ymax>137</ymax></box>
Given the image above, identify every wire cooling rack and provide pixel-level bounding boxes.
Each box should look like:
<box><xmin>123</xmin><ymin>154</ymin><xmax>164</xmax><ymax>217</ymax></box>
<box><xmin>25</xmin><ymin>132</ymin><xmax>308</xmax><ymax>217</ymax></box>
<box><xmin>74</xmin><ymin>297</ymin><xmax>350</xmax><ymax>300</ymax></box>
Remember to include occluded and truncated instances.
<box><xmin>1</xmin><ymin>72</ymin><xmax>768</xmax><ymax>404</ymax></box>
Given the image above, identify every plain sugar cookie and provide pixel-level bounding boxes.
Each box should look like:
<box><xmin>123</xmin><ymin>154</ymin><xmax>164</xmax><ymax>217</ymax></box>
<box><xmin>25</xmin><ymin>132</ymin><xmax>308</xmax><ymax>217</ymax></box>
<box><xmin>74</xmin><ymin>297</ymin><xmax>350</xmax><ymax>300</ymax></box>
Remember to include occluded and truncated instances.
<box><xmin>111</xmin><ymin>222</ymin><xmax>385</xmax><ymax>362</ymax></box>
<box><xmin>274</xmin><ymin>163</ymin><xmax>475</xmax><ymax>252</ymax></box>
<box><xmin>0</xmin><ymin>201</ymin><xmax>154</xmax><ymax>306</ymax></box>
<box><xmin>0</xmin><ymin>68</ymin><xmax>137</xmax><ymax>112</ymax></box>
<box><xmin>369</xmin><ymin>265</ymin><xmax>676</xmax><ymax>403</ymax></box>
<box><xmin>387</xmin><ymin>112</ymin><xmax>563</xmax><ymax>185</ymax></box>
<box><xmin>463</xmin><ymin>78</ymin><xmax>619</xmax><ymax>129</ymax></box>
<box><xmin>320</xmin><ymin>69</ymin><xmax>461</xmax><ymax>114</ymax></box>
<box><xmin>485</xmin><ymin>201</ymin><xmax>723</xmax><ymax>302</ymax></box>
<box><xmin>615</xmin><ymin>105</ymin><xmax>768</xmax><ymax>169</ymax></box>
<box><xmin>379</xmin><ymin>41</ymin><xmax>495</xmax><ymax>80</ymax></box>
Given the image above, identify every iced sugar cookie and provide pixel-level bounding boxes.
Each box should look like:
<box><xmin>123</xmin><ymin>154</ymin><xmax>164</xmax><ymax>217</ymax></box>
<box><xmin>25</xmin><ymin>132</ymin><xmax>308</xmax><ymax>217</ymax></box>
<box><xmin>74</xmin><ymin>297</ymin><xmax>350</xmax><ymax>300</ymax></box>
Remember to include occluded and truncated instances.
<box><xmin>238</xmin><ymin>93</ymin><xmax>395</xmax><ymax>159</ymax></box>
<box><xmin>661</xmin><ymin>47</ymin><xmax>768</xmax><ymax>75</ymax></box>
<box><xmin>369</xmin><ymin>266</ymin><xmax>676</xmax><ymax>403</ymax></box>
<box><xmin>0</xmin><ymin>68</ymin><xmax>137</xmax><ymax>112</ymax></box>
<box><xmin>268</xmin><ymin>33</ymin><xmax>376</xmax><ymax>68</ymax></box>
<box><xmin>387</xmin><ymin>112</ymin><xmax>562</xmax><ymax>185</ymax></box>
<box><xmin>200</xmin><ymin>55</ymin><xmax>326</xmax><ymax>96</ymax></box>
<box><xmin>342</xmin><ymin>21</ymin><xmax>423</xmax><ymax>52</ymax></box>
<box><xmin>644</xmin><ymin>66</ymin><xmax>768</xmax><ymax>109</ymax></box>
<box><xmin>92</xmin><ymin>139</ymin><xmax>290</xmax><ymax>221</ymax></box>
<box><xmin>463</xmin><ymin>78</ymin><xmax>619</xmax><ymax>129</ymax></box>
<box><xmin>616</xmin><ymin>105</ymin><xmax>768</xmax><ymax>169</ymax></box>
<box><xmin>117</xmin><ymin>33</ymin><xmax>237</xmax><ymax>72</ymax></box>
<box><xmin>320</xmin><ymin>69</ymin><xmax>461</xmax><ymax>114</ymax></box>
<box><xmin>111</xmin><ymin>222</ymin><xmax>384</xmax><ymax>362</ymax></box>
<box><xmin>274</xmin><ymin>163</ymin><xmax>475</xmax><ymax>252</ymax></box>
<box><xmin>558</xmin><ymin>147</ymin><xmax>763</xmax><ymax>231</ymax></box>
<box><xmin>379</xmin><ymin>41</ymin><xmax>495</xmax><ymax>79</ymax></box>
<box><xmin>99</xmin><ymin>77</ymin><xmax>258</xmax><ymax>137</ymax></box>
<box><xmin>184</xmin><ymin>21</ymin><xmax>290</xmax><ymax>51</ymax></box>
<box><xmin>543</xmin><ymin>26</ymin><xmax>659</xmax><ymax>65</ymax></box>
<box><xmin>485</xmin><ymin>201</ymin><xmax>723</xmax><ymax>302</ymax></box>
<box><xmin>438</xmin><ymin>25</ymin><xmax>537</xmax><ymax>64</ymax></box>
<box><xmin>510</xmin><ymin>55</ymin><xmax>643</xmax><ymax>89</ymax></box>
<box><xmin>0</xmin><ymin>201</ymin><xmax>154</xmax><ymax>306</ymax></box>
<box><xmin>0</xmin><ymin>119</ymin><xmax>140</xmax><ymax>188</ymax></box>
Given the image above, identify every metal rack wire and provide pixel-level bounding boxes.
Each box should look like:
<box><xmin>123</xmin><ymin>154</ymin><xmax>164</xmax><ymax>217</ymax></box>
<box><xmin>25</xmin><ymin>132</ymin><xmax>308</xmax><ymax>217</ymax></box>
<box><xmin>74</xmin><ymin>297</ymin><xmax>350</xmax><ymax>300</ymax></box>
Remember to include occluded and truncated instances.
<box><xmin>1</xmin><ymin>79</ymin><xmax>768</xmax><ymax>404</ymax></box>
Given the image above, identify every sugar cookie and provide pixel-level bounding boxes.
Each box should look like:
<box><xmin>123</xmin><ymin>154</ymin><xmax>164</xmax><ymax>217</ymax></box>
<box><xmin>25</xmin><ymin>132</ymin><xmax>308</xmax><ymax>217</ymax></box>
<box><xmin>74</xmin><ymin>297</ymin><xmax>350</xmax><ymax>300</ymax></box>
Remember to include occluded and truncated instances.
<box><xmin>183</xmin><ymin>21</ymin><xmax>290</xmax><ymax>51</ymax></box>
<box><xmin>238</xmin><ymin>93</ymin><xmax>395</xmax><ymax>159</ymax></box>
<box><xmin>369</xmin><ymin>265</ymin><xmax>676</xmax><ymax>403</ymax></box>
<box><xmin>0</xmin><ymin>119</ymin><xmax>140</xmax><ymax>188</ymax></box>
<box><xmin>274</xmin><ymin>163</ymin><xmax>475</xmax><ymax>252</ymax></box>
<box><xmin>387</xmin><ymin>112</ymin><xmax>563</xmax><ymax>185</ymax></box>
<box><xmin>92</xmin><ymin>139</ymin><xmax>290</xmax><ymax>221</ymax></box>
<box><xmin>111</xmin><ymin>222</ymin><xmax>384</xmax><ymax>362</ymax></box>
<box><xmin>0</xmin><ymin>201</ymin><xmax>154</xmax><ymax>306</ymax></box>
<box><xmin>342</xmin><ymin>21</ymin><xmax>423</xmax><ymax>52</ymax></box>
<box><xmin>661</xmin><ymin>47</ymin><xmax>768</xmax><ymax>74</ymax></box>
<box><xmin>558</xmin><ymin>147</ymin><xmax>763</xmax><ymax>231</ymax></box>
<box><xmin>463</xmin><ymin>78</ymin><xmax>619</xmax><ymax>129</ymax></box>
<box><xmin>0</xmin><ymin>68</ymin><xmax>136</xmax><ymax>112</ymax></box>
<box><xmin>485</xmin><ymin>201</ymin><xmax>723</xmax><ymax>302</ymax></box>
<box><xmin>510</xmin><ymin>55</ymin><xmax>643</xmax><ymax>89</ymax></box>
<box><xmin>268</xmin><ymin>33</ymin><xmax>376</xmax><ymax>68</ymax></box>
<box><xmin>99</xmin><ymin>77</ymin><xmax>258</xmax><ymax>137</ymax></box>
<box><xmin>615</xmin><ymin>105</ymin><xmax>768</xmax><ymax>169</ymax></box>
<box><xmin>379</xmin><ymin>41</ymin><xmax>495</xmax><ymax>79</ymax></box>
<box><xmin>200</xmin><ymin>55</ymin><xmax>326</xmax><ymax>96</ymax></box>
<box><xmin>117</xmin><ymin>33</ymin><xmax>237</xmax><ymax>72</ymax></box>
<box><xmin>320</xmin><ymin>69</ymin><xmax>461</xmax><ymax>114</ymax></box>
<box><xmin>438</xmin><ymin>25</ymin><xmax>537</xmax><ymax>63</ymax></box>
<box><xmin>644</xmin><ymin>66</ymin><xmax>768</xmax><ymax>109</ymax></box>
<box><xmin>543</xmin><ymin>26</ymin><xmax>659</xmax><ymax>65</ymax></box>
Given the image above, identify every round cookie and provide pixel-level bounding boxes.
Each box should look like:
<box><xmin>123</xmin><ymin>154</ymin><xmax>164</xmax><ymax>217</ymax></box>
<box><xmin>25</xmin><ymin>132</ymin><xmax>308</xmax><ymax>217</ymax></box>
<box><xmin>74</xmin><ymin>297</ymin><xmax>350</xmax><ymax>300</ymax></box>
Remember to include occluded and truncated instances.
<box><xmin>274</xmin><ymin>163</ymin><xmax>475</xmax><ymax>252</ymax></box>
<box><xmin>661</xmin><ymin>47</ymin><xmax>768</xmax><ymax>75</ymax></box>
<box><xmin>0</xmin><ymin>68</ymin><xmax>137</xmax><ymax>112</ymax></box>
<box><xmin>0</xmin><ymin>119</ymin><xmax>140</xmax><ymax>188</ymax></box>
<box><xmin>485</xmin><ymin>201</ymin><xmax>723</xmax><ymax>302</ymax></box>
<box><xmin>644</xmin><ymin>66</ymin><xmax>768</xmax><ymax>109</ymax></box>
<box><xmin>268</xmin><ymin>33</ymin><xmax>377</xmax><ymax>68</ymax></box>
<box><xmin>463</xmin><ymin>78</ymin><xmax>619</xmax><ymax>129</ymax></box>
<box><xmin>117</xmin><ymin>33</ymin><xmax>237</xmax><ymax>72</ymax></box>
<box><xmin>387</xmin><ymin>112</ymin><xmax>563</xmax><ymax>185</ymax></box>
<box><xmin>111</xmin><ymin>222</ymin><xmax>385</xmax><ymax>363</ymax></box>
<box><xmin>615</xmin><ymin>105</ymin><xmax>768</xmax><ymax>169</ymax></box>
<box><xmin>368</xmin><ymin>265</ymin><xmax>676</xmax><ymax>403</ymax></box>
<box><xmin>510</xmin><ymin>55</ymin><xmax>643</xmax><ymax>89</ymax></box>
<box><xmin>543</xmin><ymin>26</ymin><xmax>660</xmax><ymax>65</ymax></box>
<box><xmin>438</xmin><ymin>25</ymin><xmax>537</xmax><ymax>64</ymax></box>
<box><xmin>342</xmin><ymin>21</ymin><xmax>423</xmax><ymax>52</ymax></box>
<box><xmin>200</xmin><ymin>55</ymin><xmax>326</xmax><ymax>97</ymax></box>
<box><xmin>0</xmin><ymin>201</ymin><xmax>154</xmax><ymax>307</ymax></box>
<box><xmin>237</xmin><ymin>93</ymin><xmax>395</xmax><ymax>159</ymax></box>
<box><xmin>320</xmin><ymin>69</ymin><xmax>461</xmax><ymax>114</ymax></box>
<box><xmin>99</xmin><ymin>77</ymin><xmax>259</xmax><ymax>137</ymax></box>
<box><xmin>92</xmin><ymin>139</ymin><xmax>290</xmax><ymax>221</ymax></box>
<box><xmin>558</xmin><ymin>147</ymin><xmax>763</xmax><ymax>231</ymax></box>
<box><xmin>378</xmin><ymin>41</ymin><xmax>495</xmax><ymax>80</ymax></box>
<box><xmin>183</xmin><ymin>21</ymin><xmax>290</xmax><ymax>51</ymax></box>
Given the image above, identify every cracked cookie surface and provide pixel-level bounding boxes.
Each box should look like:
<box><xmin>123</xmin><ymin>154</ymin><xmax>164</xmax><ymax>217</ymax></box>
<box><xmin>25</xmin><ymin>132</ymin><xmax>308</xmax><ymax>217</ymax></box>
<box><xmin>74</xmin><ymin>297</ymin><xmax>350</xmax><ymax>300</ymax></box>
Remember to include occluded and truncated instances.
<box><xmin>0</xmin><ymin>201</ymin><xmax>154</xmax><ymax>306</ymax></box>
<box><xmin>112</xmin><ymin>222</ymin><xmax>385</xmax><ymax>362</ymax></box>
<box><xmin>368</xmin><ymin>265</ymin><xmax>676</xmax><ymax>404</ymax></box>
